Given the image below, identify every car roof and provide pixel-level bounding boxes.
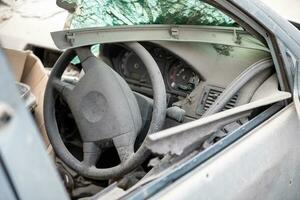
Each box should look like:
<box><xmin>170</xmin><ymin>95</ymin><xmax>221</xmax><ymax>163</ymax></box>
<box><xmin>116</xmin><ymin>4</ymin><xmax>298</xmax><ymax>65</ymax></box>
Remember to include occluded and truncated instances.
<box><xmin>260</xmin><ymin>0</ymin><xmax>300</xmax><ymax>24</ymax></box>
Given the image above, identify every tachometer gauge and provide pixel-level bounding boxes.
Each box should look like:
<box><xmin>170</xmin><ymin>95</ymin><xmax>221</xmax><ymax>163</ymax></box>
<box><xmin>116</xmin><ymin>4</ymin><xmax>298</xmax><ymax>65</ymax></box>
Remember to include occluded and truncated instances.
<box><xmin>168</xmin><ymin>61</ymin><xmax>200</xmax><ymax>93</ymax></box>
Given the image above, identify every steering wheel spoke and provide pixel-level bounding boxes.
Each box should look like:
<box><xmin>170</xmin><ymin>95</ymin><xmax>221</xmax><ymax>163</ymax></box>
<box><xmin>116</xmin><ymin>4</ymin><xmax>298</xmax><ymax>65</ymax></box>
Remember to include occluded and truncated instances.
<box><xmin>82</xmin><ymin>142</ymin><xmax>101</xmax><ymax>167</ymax></box>
<box><xmin>52</xmin><ymin>78</ymin><xmax>74</xmax><ymax>104</ymax></box>
<box><xmin>113</xmin><ymin>135</ymin><xmax>135</xmax><ymax>163</ymax></box>
<box><xmin>75</xmin><ymin>47</ymin><xmax>95</xmax><ymax>72</ymax></box>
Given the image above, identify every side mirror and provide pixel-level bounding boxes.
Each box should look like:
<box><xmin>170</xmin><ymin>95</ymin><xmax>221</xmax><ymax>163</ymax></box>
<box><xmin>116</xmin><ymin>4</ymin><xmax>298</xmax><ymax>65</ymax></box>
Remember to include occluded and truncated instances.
<box><xmin>56</xmin><ymin>0</ymin><xmax>77</xmax><ymax>13</ymax></box>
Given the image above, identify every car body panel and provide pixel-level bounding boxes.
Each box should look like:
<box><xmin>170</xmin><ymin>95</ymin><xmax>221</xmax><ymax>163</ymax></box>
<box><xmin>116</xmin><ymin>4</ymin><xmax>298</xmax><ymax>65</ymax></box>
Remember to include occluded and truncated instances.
<box><xmin>152</xmin><ymin>104</ymin><xmax>300</xmax><ymax>200</ymax></box>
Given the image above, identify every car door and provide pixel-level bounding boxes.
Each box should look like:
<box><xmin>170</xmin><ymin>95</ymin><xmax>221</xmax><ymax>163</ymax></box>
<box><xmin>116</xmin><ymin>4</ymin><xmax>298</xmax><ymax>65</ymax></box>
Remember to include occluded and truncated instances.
<box><xmin>0</xmin><ymin>48</ymin><xmax>68</xmax><ymax>200</ymax></box>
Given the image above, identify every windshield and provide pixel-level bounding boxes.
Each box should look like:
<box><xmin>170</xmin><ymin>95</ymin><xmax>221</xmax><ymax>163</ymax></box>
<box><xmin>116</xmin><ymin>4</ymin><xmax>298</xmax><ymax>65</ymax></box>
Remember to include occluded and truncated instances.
<box><xmin>66</xmin><ymin>0</ymin><xmax>236</xmax><ymax>29</ymax></box>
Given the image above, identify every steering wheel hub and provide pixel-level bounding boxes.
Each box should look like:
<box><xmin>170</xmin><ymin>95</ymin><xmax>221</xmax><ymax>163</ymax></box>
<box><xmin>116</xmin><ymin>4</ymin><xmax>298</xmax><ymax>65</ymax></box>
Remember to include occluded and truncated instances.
<box><xmin>80</xmin><ymin>91</ymin><xmax>107</xmax><ymax>123</ymax></box>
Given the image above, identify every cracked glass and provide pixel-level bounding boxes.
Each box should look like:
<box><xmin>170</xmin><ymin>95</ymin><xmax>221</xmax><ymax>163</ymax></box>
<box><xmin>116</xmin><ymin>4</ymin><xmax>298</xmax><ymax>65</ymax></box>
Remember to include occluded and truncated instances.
<box><xmin>64</xmin><ymin>0</ymin><xmax>236</xmax><ymax>29</ymax></box>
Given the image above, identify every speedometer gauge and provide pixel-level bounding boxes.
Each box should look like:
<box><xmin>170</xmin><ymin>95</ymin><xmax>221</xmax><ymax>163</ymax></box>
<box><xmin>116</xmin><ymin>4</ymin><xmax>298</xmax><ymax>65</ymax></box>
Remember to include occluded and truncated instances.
<box><xmin>168</xmin><ymin>61</ymin><xmax>200</xmax><ymax>93</ymax></box>
<box><xmin>120</xmin><ymin>52</ymin><xmax>149</xmax><ymax>83</ymax></box>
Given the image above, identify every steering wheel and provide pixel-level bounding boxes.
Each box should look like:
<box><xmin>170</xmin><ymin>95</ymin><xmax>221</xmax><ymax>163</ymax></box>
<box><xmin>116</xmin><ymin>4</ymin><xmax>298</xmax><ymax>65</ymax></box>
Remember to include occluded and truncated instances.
<box><xmin>44</xmin><ymin>42</ymin><xmax>167</xmax><ymax>180</ymax></box>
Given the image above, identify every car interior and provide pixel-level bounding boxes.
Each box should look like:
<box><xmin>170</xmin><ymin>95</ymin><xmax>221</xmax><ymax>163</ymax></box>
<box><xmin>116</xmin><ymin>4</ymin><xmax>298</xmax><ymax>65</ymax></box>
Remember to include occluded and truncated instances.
<box><xmin>1</xmin><ymin>1</ymin><xmax>293</xmax><ymax>199</ymax></box>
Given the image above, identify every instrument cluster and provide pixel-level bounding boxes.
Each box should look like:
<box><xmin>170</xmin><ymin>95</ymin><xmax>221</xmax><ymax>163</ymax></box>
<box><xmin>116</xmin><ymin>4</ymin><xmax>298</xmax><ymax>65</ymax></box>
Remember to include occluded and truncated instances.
<box><xmin>107</xmin><ymin>43</ymin><xmax>201</xmax><ymax>97</ymax></box>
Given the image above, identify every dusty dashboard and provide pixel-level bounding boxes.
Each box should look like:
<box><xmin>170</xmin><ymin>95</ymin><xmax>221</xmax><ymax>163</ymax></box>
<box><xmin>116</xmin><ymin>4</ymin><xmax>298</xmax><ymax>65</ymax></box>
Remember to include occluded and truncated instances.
<box><xmin>101</xmin><ymin>41</ymin><xmax>270</xmax><ymax>119</ymax></box>
<box><xmin>102</xmin><ymin>43</ymin><xmax>201</xmax><ymax>105</ymax></box>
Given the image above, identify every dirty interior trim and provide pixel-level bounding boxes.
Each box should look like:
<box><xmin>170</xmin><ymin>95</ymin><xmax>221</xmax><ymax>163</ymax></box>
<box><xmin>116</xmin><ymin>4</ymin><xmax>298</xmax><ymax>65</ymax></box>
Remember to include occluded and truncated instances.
<box><xmin>51</xmin><ymin>25</ymin><xmax>268</xmax><ymax>52</ymax></box>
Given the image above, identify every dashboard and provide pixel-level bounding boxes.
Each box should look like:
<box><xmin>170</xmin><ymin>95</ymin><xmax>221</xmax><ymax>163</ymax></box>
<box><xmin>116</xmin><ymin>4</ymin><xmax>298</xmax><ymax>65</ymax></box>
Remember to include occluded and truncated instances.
<box><xmin>102</xmin><ymin>42</ymin><xmax>271</xmax><ymax>119</ymax></box>
<box><xmin>102</xmin><ymin>43</ymin><xmax>201</xmax><ymax>103</ymax></box>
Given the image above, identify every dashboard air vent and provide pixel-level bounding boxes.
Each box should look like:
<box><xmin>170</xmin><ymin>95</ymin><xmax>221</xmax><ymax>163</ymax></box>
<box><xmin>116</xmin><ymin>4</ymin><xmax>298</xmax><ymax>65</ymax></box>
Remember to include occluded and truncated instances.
<box><xmin>196</xmin><ymin>86</ymin><xmax>238</xmax><ymax>116</ymax></box>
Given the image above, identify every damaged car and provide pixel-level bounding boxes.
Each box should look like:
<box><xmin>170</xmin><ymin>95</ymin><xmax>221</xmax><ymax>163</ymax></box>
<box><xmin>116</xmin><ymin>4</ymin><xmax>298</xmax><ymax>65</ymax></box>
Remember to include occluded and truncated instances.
<box><xmin>1</xmin><ymin>0</ymin><xmax>300</xmax><ymax>199</ymax></box>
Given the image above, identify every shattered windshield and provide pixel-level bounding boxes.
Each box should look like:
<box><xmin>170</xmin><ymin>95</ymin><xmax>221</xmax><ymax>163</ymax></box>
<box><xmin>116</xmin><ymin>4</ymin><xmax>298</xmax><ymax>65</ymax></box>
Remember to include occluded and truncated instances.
<box><xmin>66</xmin><ymin>0</ymin><xmax>236</xmax><ymax>29</ymax></box>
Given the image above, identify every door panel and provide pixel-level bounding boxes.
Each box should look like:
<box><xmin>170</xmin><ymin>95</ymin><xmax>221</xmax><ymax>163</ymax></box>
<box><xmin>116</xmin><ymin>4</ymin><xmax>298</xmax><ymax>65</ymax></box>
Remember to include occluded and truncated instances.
<box><xmin>153</xmin><ymin>104</ymin><xmax>300</xmax><ymax>200</ymax></box>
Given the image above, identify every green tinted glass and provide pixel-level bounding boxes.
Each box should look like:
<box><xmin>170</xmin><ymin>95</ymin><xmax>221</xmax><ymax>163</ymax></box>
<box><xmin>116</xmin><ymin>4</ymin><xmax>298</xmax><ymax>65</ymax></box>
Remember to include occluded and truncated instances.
<box><xmin>66</xmin><ymin>0</ymin><xmax>236</xmax><ymax>29</ymax></box>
